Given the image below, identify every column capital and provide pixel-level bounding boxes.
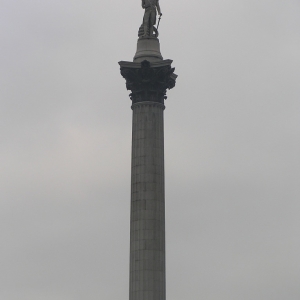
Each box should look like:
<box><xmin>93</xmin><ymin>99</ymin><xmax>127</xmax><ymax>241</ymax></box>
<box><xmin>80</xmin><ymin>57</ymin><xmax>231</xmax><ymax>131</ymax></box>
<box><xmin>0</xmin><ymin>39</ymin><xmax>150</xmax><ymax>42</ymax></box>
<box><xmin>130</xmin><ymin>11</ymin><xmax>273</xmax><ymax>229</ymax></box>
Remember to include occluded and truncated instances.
<box><xmin>119</xmin><ymin>60</ymin><xmax>177</xmax><ymax>105</ymax></box>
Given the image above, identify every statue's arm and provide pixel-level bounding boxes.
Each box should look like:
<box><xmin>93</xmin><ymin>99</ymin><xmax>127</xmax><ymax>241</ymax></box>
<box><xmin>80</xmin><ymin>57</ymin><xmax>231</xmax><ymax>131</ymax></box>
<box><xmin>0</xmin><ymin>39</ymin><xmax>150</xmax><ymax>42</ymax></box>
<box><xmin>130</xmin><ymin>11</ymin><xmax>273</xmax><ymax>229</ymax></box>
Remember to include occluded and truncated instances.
<box><xmin>156</xmin><ymin>0</ymin><xmax>162</xmax><ymax>15</ymax></box>
<box><xmin>142</xmin><ymin>0</ymin><xmax>145</xmax><ymax>8</ymax></box>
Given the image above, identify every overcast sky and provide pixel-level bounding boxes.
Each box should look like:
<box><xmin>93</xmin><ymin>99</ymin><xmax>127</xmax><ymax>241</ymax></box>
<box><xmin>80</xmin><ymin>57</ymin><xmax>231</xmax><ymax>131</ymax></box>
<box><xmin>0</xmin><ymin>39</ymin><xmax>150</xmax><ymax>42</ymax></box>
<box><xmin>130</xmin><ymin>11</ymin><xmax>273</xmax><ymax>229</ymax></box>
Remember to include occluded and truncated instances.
<box><xmin>1</xmin><ymin>0</ymin><xmax>300</xmax><ymax>299</ymax></box>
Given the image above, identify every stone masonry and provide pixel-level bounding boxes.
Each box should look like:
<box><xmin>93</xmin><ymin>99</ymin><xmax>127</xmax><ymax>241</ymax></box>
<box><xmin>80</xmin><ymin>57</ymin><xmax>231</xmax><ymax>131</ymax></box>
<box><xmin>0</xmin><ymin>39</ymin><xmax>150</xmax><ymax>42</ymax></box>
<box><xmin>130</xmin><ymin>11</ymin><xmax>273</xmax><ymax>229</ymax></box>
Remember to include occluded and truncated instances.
<box><xmin>119</xmin><ymin>35</ymin><xmax>177</xmax><ymax>300</ymax></box>
<box><xmin>130</xmin><ymin>101</ymin><xmax>166</xmax><ymax>300</ymax></box>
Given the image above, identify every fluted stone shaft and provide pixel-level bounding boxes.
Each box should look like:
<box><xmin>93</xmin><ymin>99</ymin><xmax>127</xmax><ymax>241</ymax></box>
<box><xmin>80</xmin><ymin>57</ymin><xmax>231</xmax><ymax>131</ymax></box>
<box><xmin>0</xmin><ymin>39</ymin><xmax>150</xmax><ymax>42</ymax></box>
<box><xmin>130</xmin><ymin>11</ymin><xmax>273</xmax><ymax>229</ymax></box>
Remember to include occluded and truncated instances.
<box><xmin>119</xmin><ymin>56</ymin><xmax>176</xmax><ymax>300</ymax></box>
<box><xmin>130</xmin><ymin>101</ymin><xmax>166</xmax><ymax>300</ymax></box>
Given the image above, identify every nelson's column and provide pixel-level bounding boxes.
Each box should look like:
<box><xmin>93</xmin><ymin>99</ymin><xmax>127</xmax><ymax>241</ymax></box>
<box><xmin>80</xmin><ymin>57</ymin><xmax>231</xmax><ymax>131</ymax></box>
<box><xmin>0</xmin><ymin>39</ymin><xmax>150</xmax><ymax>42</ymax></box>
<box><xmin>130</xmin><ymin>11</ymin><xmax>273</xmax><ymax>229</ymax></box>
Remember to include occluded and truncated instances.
<box><xmin>119</xmin><ymin>1</ymin><xmax>177</xmax><ymax>300</ymax></box>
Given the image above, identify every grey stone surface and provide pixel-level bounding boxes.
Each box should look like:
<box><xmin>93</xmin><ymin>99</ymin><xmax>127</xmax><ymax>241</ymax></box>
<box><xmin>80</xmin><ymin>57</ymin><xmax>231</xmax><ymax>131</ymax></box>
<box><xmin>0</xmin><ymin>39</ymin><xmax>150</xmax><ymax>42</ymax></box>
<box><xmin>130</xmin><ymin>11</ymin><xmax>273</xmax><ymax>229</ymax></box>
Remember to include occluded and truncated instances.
<box><xmin>133</xmin><ymin>37</ymin><xmax>163</xmax><ymax>63</ymax></box>
<box><xmin>130</xmin><ymin>101</ymin><xmax>166</xmax><ymax>300</ymax></box>
<box><xmin>119</xmin><ymin>59</ymin><xmax>174</xmax><ymax>69</ymax></box>
<box><xmin>119</xmin><ymin>60</ymin><xmax>177</xmax><ymax>105</ymax></box>
<box><xmin>139</xmin><ymin>0</ymin><xmax>162</xmax><ymax>38</ymax></box>
<box><xmin>119</xmin><ymin>45</ymin><xmax>177</xmax><ymax>300</ymax></box>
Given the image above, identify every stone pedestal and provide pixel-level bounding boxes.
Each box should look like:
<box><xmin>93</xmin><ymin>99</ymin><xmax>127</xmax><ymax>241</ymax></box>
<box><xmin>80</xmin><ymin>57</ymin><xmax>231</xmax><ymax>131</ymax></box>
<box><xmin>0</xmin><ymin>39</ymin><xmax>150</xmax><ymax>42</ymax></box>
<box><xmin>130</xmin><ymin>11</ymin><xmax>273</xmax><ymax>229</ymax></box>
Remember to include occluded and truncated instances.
<box><xmin>119</xmin><ymin>38</ymin><xmax>177</xmax><ymax>300</ymax></box>
<box><xmin>134</xmin><ymin>37</ymin><xmax>163</xmax><ymax>63</ymax></box>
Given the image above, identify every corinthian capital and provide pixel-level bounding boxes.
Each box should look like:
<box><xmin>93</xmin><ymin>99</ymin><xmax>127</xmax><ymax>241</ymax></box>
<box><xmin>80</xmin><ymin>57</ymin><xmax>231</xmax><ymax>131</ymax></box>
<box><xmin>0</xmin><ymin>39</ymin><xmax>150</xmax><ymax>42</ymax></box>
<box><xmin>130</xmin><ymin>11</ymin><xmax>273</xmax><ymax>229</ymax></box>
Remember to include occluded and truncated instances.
<box><xmin>119</xmin><ymin>60</ymin><xmax>177</xmax><ymax>105</ymax></box>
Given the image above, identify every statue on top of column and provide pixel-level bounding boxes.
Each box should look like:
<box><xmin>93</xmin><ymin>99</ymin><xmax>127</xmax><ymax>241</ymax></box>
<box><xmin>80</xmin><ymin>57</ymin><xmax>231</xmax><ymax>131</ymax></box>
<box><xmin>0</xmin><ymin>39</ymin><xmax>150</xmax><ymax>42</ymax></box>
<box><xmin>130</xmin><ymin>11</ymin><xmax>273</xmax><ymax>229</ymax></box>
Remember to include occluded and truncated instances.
<box><xmin>138</xmin><ymin>0</ymin><xmax>162</xmax><ymax>38</ymax></box>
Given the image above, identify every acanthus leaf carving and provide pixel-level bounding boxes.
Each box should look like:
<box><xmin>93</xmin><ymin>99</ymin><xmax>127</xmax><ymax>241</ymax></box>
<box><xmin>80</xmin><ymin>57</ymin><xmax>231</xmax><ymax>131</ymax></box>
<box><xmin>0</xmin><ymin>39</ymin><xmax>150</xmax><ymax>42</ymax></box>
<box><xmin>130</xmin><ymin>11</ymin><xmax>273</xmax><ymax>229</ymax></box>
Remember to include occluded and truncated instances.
<box><xmin>120</xmin><ymin>60</ymin><xmax>176</xmax><ymax>105</ymax></box>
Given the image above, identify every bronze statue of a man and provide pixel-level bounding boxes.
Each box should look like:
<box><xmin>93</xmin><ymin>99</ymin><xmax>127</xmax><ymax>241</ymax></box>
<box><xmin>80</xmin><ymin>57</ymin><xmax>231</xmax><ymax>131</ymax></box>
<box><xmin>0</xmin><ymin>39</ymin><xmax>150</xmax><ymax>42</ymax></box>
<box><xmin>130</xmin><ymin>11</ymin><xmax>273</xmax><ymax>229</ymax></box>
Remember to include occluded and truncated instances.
<box><xmin>141</xmin><ymin>0</ymin><xmax>162</xmax><ymax>37</ymax></box>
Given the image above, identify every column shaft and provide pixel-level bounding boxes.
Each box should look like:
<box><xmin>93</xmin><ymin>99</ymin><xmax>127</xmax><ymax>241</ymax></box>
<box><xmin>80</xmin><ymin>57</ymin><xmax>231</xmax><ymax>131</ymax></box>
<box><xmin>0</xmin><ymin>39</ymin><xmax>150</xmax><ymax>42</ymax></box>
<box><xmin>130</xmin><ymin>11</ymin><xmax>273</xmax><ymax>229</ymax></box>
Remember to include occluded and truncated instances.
<box><xmin>129</xmin><ymin>101</ymin><xmax>166</xmax><ymax>300</ymax></box>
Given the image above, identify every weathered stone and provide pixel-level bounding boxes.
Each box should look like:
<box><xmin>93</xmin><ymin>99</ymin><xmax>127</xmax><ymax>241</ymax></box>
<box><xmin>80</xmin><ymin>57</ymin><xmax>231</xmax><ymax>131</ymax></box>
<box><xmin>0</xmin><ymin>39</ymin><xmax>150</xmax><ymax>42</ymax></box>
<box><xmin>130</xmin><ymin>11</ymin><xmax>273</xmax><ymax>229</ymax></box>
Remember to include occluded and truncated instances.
<box><xmin>119</xmin><ymin>33</ymin><xmax>177</xmax><ymax>300</ymax></box>
<box><xmin>119</xmin><ymin>60</ymin><xmax>177</xmax><ymax>105</ymax></box>
<box><xmin>140</xmin><ymin>0</ymin><xmax>162</xmax><ymax>38</ymax></box>
<box><xmin>130</xmin><ymin>101</ymin><xmax>166</xmax><ymax>300</ymax></box>
<box><xmin>134</xmin><ymin>37</ymin><xmax>163</xmax><ymax>63</ymax></box>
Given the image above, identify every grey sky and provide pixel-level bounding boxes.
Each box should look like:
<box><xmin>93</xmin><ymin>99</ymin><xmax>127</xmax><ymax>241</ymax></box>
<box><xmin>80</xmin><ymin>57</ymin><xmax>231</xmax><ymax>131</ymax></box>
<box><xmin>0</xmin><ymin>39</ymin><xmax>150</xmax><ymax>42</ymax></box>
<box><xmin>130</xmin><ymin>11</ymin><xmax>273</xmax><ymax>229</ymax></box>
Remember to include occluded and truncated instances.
<box><xmin>1</xmin><ymin>0</ymin><xmax>300</xmax><ymax>299</ymax></box>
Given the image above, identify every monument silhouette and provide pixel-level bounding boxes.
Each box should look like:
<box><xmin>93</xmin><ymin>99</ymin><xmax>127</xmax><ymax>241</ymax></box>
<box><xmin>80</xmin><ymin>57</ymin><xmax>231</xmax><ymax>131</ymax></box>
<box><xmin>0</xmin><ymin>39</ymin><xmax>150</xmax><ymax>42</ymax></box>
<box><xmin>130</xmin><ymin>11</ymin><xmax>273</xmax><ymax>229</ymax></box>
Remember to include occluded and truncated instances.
<box><xmin>119</xmin><ymin>2</ymin><xmax>177</xmax><ymax>299</ymax></box>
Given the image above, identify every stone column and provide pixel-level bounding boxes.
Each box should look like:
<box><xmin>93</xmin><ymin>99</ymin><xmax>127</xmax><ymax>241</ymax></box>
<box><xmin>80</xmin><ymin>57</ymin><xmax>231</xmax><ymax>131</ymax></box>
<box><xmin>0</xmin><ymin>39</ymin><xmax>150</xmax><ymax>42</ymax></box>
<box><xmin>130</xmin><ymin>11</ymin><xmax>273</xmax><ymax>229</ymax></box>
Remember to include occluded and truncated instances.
<box><xmin>130</xmin><ymin>101</ymin><xmax>165</xmax><ymax>300</ymax></box>
<box><xmin>119</xmin><ymin>49</ymin><xmax>177</xmax><ymax>300</ymax></box>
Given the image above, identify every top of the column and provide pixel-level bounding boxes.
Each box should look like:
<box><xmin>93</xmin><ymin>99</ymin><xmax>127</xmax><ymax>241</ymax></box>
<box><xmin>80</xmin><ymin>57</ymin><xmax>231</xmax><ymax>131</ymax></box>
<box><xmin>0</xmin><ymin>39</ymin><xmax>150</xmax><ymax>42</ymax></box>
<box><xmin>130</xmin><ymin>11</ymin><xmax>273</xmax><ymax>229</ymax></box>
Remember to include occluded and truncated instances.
<box><xmin>133</xmin><ymin>0</ymin><xmax>164</xmax><ymax>62</ymax></box>
<box><xmin>119</xmin><ymin>0</ymin><xmax>177</xmax><ymax>105</ymax></box>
